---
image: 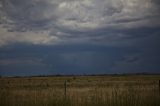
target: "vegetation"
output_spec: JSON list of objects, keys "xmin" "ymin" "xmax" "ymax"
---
[{"xmin": 0, "ymin": 75, "xmax": 160, "ymax": 106}]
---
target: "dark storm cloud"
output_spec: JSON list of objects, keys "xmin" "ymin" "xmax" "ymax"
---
[
  {"xmin": 0, "ymin": 44, "xmax": 135, "ymax": 75},
  {"xmin": 153, "ymin": 0, "xmax": 160, "ymax": 6},
  {"xmin": 1, "ymin": 0, "xmax": 58, "ymax": 31},
  {"xmin": 0, "ymin": 35, "xmax": 160, "ymax": 76},
  {"xmin": 0, "ymin": 0, "xmax": 160, "ymax": 75},
  {"xmin": 0, "ymin": 1, "xmax": 159, "ymax": 42}
]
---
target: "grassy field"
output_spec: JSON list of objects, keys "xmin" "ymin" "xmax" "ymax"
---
[{"xmin": 0, "ymin": 75, "xmax": 160, "ymax": 106}]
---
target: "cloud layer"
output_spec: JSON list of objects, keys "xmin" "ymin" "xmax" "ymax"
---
[
  {"xmin": 0, "ymin": 0, "xmax": 160, "ymax": 75},
  {"xmin": 0, "ymin": 0, "xmax": 160, "ymax": 46}
]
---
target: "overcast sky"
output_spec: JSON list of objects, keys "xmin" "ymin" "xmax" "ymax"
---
[{"xmin": 0, "ymin": 0, "xmax": 160, "ymax": 76}]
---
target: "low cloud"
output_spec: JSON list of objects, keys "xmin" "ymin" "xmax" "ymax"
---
[
  {"xmin": 0, "ymin": 26, "xmax": 58, "ymax": 46},
  {"xmin": 0, "ymin": 0, "xmax": 160, "ymax": 46}
]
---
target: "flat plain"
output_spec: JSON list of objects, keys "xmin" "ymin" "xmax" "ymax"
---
[{"xmin": 0, "ymin": 75, "xmax": 160, "ymax": 106}]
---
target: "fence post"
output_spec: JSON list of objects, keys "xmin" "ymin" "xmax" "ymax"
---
[
  {"xmin": 159, "ymin": 80, "xmax": 160, "ymax": 95},
  {"xmin": 64, "ymin": 80, "xmax": 67, "ymax": 99}
]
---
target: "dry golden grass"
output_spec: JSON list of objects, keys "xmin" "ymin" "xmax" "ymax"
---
[{"xmin": 0, "ymin": 75, "xmax": 160, "ymax": 106}]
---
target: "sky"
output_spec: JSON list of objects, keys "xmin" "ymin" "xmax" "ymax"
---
[{"xmin": 0, "ymin": 0, "xmax": 160, "ymax": 76}]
